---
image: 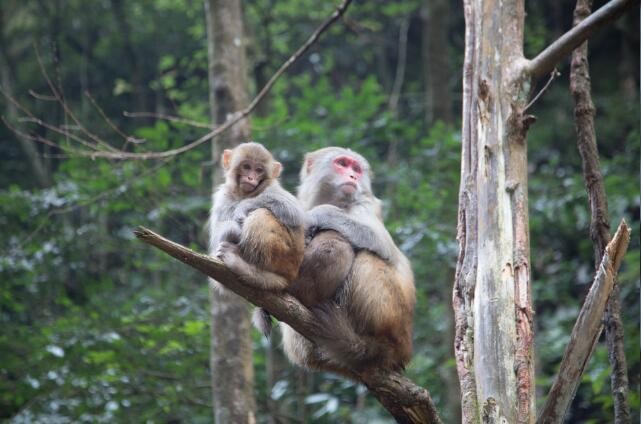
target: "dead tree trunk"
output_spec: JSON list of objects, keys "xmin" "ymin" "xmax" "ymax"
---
[
  {"xmin": 454, "ymin": 1, "xmax": 534, "ymax": 422},
  {"xmin": 453, "ymin": 0, "xmax": 636, "ymax": 422},
  {"xmin": 204, "ymin": 0, "xmax": 255, "ymax": 422}
]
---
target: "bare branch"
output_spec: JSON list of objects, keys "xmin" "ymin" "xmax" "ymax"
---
[
  {"xmin": 34, "ymin": 46, "xmax": 120, "ymax": 153},
  {"xmin": 527, "ymin": 0, "xmax": 638, "ymax": 80},
  {"xmin": 134, "ymin": 226, "xmax": 442, "ymax": 423},
  {"xmin": 85, "ymin": 91, "xmax": 145, "ymax": 146},
  {"xmin": 537, "ymin": 219, "xmax": 631, "ymax": 424}
]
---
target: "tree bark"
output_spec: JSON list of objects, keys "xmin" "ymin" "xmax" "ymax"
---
[
  {"xmin": 134, "ymin": 227, "xmax": 442, "ymax": 423},
  {"xmin": 204, "ymin": 0, "xmax": 255, "ymax": 422},
  {"xmin": 569, "ymin": 2, "xmax": 631, "ymax": 421}
]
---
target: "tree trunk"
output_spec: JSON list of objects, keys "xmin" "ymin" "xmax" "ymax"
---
[
  {"xmin": 204, "ymin": 0, "xmax": 255, "ymax": 423},
  {"xmin": 453, "ymin": 1, "xmax": 535, "ymax": 422},
  {"xmin": 421, "ymin": 0, "xmax": 452, "ymax": 125}
]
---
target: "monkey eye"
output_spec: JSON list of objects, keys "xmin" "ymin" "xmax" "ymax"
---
[
  {"xmin": 242, "ymin": 163, "xmax": 252, "ymax": 171},
  {"xmin": 352, "ymin": 164, "xmax": 362, "ymax": 174},
  {"xmin": 255, "ymin": 167, "xmax": 264, "ymax": 175},
  {"xmin": 336, "ymin": 158, "xmax": 348, "ymax": 167}
]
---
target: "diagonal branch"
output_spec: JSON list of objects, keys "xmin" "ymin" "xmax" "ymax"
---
[
  {"xmin": 134, "ymin": 226, "xmax": 442, "ymax": 424},
  {"xmin": 537, "ymin": 219, "xmax": 631, "ymax": 424},
  {"xmin": 527, "ymin": 0, "xmax": 639, "ymax": 80}
]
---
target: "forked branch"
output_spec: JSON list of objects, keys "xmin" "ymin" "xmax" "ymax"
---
[{"xmin": 134, "ymin": 226, "xmax": 442, "ymax": 424}]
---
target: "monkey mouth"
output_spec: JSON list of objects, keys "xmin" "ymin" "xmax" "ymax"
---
[
  {"xmin": 240, "ymin": 182, "xmax": 259, "ymax": 193},
  {"xmin": 340, "ymin": 182, "xmax": 357, "ymax": 194}
]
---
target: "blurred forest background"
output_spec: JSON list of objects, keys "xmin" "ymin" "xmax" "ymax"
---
[{"xmin": 0, "ymin": 0, "xmax": 639, "ymax": 422}]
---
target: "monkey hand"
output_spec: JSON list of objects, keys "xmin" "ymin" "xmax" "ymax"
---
[{"xmin": 214, "ymin": 241, "xmax": 241, "ymax": 266}]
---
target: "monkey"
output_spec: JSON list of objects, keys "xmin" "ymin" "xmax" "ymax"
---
[
  {"xmin": 278, "ymin": 147, "xmax": 416, "ymax": 373},
  {"xmin": 208, "ymin": 142, "xmax": 305, "ymax": 300}
]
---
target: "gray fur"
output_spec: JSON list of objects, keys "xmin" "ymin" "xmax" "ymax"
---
[{"xmin": 306, "ymin": 204, "xmax": 393, "ymax": 261}]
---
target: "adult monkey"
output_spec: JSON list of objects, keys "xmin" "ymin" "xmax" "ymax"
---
[{"xmin": 280, "ymin": 147, "xmax": 416, "ymax": 373}]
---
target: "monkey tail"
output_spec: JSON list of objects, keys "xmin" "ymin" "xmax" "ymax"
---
[
  {"xmin": 252, "ymin": 307, "xmax": 273, "ymax": 338},
  {"xmin": 313, "ymin": 304, "xmax": 384, "ymax": 371}
]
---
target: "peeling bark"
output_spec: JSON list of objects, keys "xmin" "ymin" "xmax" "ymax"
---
[{"xmin": 454, "ymin": 1, "xmax": 534, "ymax": 423}]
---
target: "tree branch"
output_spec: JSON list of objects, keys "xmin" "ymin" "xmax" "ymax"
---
[
  {"xmin": 537, "ymin": 219, "xmax": 631, "ymax": 424},
  {"xmin": 134, "ymin": 226, "xmax": 442, "ymax": 423},
  {"xmin": 3, "ymin": 0, "xmax": 353, "ymax": 161},
  {"xmin": 527, "ymin": 0, "xmax": 639, "ymax": 80}
]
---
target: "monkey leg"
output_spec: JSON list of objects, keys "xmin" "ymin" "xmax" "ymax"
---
[
  {"xmin": 341, "ymin": 252, "xmax": 416, "ymax": 370},
  {"xmin": 287, "ymin": 230, "xmax": 355, "ymax": 307},
  {"xmin": 280, "ymin": 323, "xmax": 358, "ymax": 380},
  {"xmin": 239, "ymin": 208, "xmax": 305, "ymax": 281}
]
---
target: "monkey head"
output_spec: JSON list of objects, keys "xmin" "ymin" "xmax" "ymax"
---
[
  {"xmin": 222, "ymin": 142, "xmax": 283, "ymax": 196},
  {"xmin": 298, "ymin": 147, "xmax": 373, "ymax": 209}
]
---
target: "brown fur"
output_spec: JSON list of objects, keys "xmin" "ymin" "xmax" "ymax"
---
[{"xmin": 239, "ymin": 208, "xmax": 305, "ymax": 282}]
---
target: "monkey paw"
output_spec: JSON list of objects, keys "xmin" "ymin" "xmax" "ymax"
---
[{"xmin": 214, "ymin": 241, "xmax": 240, "ymax": 264}]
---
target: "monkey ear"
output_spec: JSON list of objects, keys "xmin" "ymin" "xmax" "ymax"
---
[
  {"xmin": 301, "ymin": 154, "xmax": 314, "ymax": 179},
  {"xmin": 222, "ymin": 149, "xmax": 233, "ymax": 170},
  {"xmin": 272, "ymin": 161, "xmax": 282, "ymax": 178}
]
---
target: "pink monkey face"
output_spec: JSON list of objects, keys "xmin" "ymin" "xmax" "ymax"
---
[{"xmin": 332, "ymin": 155, "xmax": 363, "ymax": 194}]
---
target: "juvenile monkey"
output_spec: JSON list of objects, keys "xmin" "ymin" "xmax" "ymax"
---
[
  {"xmin": 208, "ymin": 142, "xmax": 305, "ymax": 295},
  {"xmin": 280, "ymin": 147, "xmax": 416, "ymax": 373}
]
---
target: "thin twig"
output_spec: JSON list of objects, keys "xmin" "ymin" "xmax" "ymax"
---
[
  {"xmin": 85, "ymin": 91, "xmax": 145, "ymax": 146},
  {"xmin": 523, "ymin": 68, "xmax": 560, "ymax": 111},
  {"xmin": 34, "ymin": 46, "xmax": 121, "ymax": 153}
]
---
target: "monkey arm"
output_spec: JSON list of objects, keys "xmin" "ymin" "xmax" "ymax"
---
[
  {"xmin": 306, "ymin": 204, "xmax": 393, "ymax": 261},
  {"xmin": 234, "ymin": 189, "xmax": 304, "ymax": 229}
]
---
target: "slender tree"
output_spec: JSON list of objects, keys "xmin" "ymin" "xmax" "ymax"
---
[{"xmin": 204, "ymin": 0, "xmax": 256, "ymax": 422}]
